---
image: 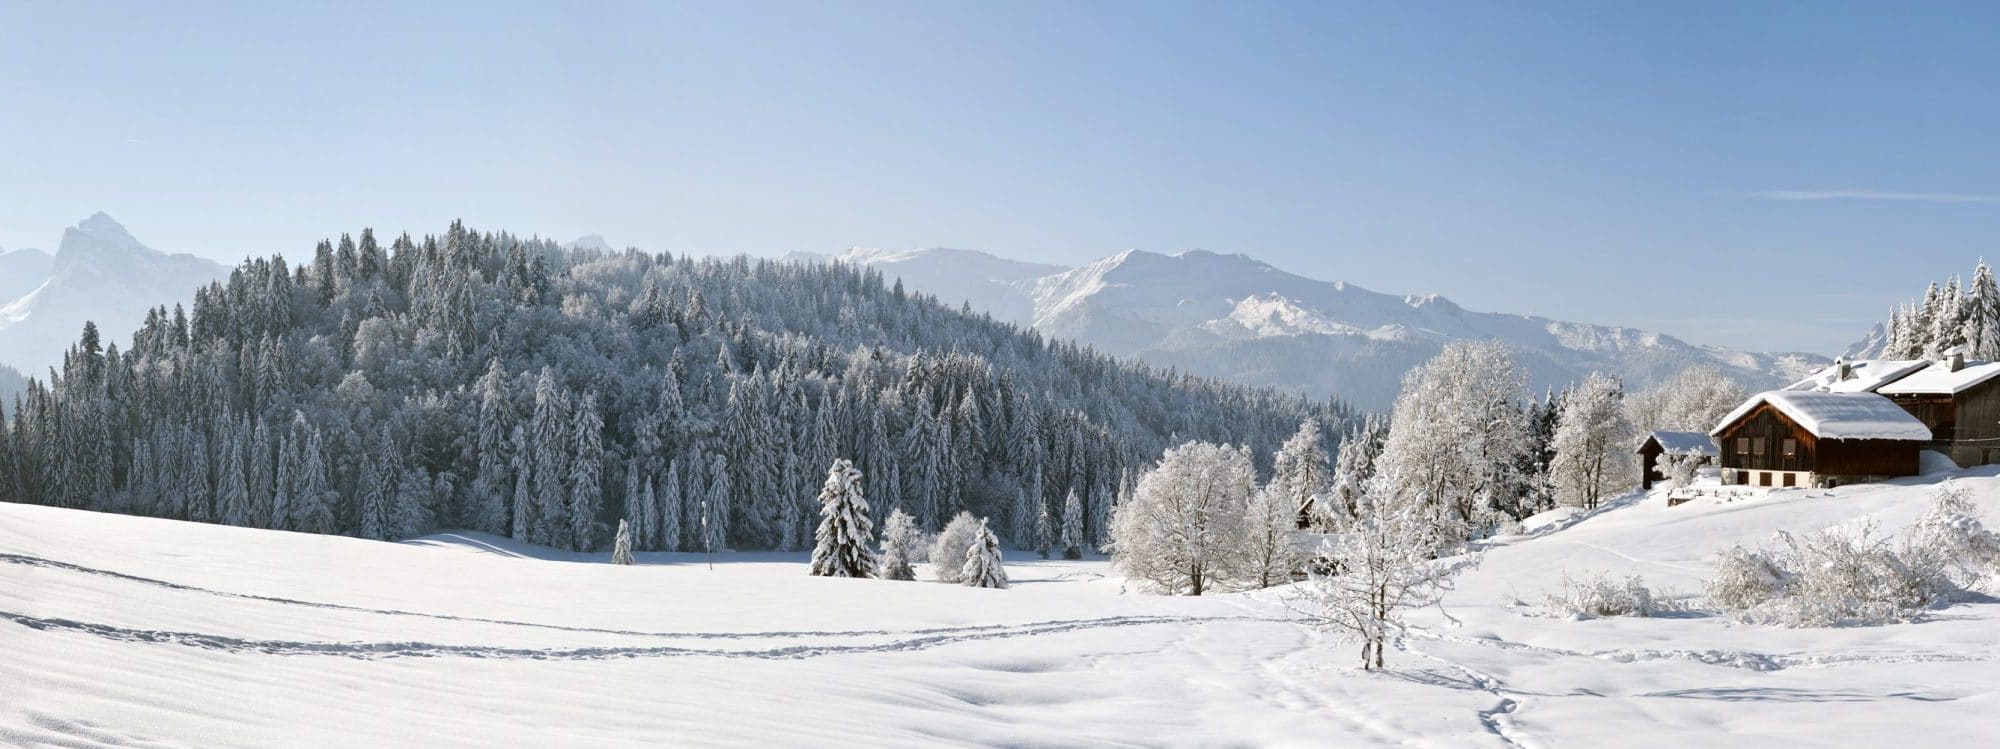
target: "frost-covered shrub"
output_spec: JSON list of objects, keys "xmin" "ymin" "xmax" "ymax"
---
[
  {"xmin": 1704, "ymin": 484, "xmax": 2000, "ymax": 627},
  {"xmin": 1544, "ymin": 570, "xmax": 1673, "ymax": 618},
  {"xmin": 1663, "ymin": 454, "xmax": 1702, "ymax": 490},
  {"xmin": 929, "ymin": 512, "xmax": 982, "ymax": 583}
]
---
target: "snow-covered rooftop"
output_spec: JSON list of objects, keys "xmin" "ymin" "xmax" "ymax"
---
[
  {"xmin": 1638, "ymin": 430, "xmax": 1716, "ymax": 455},
  {"xmin": 1784, "ymin": 359, "xmax": 1930, "ymax": 393},
  {"xmin": 1711, "ymin": 390, "xmax": 1933, "ymax": 441},
  {"xmin": 1875, "ymin": 359, "xmax": 2000, "ymax": 395}
]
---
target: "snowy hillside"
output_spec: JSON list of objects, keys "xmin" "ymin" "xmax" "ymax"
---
[
  {"xmin": 0, "ymin": 214, "xmax": 223, "ymax": 373},
  {"xmin": 0, "ymin": 247, "xmax": 53, "ymax": 304},
  {"xmin": 6, "ymin": 466, "xmax": 1998, "ymax": 746},
  {"xmin": 796, "ymin": 247, "xmax": 1822, "ymax": 409}
]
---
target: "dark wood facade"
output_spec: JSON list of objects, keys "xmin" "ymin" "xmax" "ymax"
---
[
  {"xmin": 1714, "ymin": 402, "xmax": 1919, "ymax": 486},
  {"xmin": 1884, "ymin": 378, "xmax": 2000, "ymax": 467}
]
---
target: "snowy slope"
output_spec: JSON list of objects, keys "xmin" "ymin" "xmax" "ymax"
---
[
  {"xmin": 0, "ymin": 247, "xmax": 53, "ymax": 304},
  {"xmin": 5, "ymin": 467, "xmax": 1999, "ymax": 746},
  {"xmin": 795, "ymin": 247, "xmax": 1823, "ymax": 409},
  {"xmin": 0, "ymin": 214, "xmax": 224, "ymax": 373}
]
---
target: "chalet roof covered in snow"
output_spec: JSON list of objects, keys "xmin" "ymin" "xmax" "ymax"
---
[
  {"xmin": 1784, "ymin": 359, "xmax": 1930, "ymax": 394},
  {"xmin": 1711, "ymin": 391, "xmax": 1934, "ymax": 441},
  {"xmin": 1638, "ymin": 430, "xmax": 1716, "ymax": 456},
  {"xmin": 1875, "ymin": 359, "xmax": 2000, "ymax": 395}
]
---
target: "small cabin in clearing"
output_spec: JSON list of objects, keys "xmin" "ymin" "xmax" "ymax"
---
[
  {"xmin": 1635, "ymin": 431, "xmax": 1716, "ymax": 490},
  {"xmin": 1709, "ymin": 390, "xmax": 1931, "ymax": 488}
]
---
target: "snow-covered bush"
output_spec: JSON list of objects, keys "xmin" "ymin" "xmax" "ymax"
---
[
  {"xmin": 1704, "ymin": 485, "xmax": 2000, "ymax": 626},
  {"xmin": 1543, "ymin": 570, "xmax": 1675, "ymax": 618},
  {"xmin": 961, "ymin": 519, "xmax": 1009, "ymax": 589},
  {"xmin": 930, "ymin": 512, "xmax": 982, "ymax": 583},
  {"xmin": 1662, "ymin": 454, "xmax": 1702, "ymax": 490},
  {"xmin": 876, "ymin": 509, "xmax": 919, "ymax": 581}
]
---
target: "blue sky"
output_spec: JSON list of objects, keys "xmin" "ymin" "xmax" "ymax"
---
[{"xmin": 4, "ymin": 1, "xmax": 1998, "ymax": 355}]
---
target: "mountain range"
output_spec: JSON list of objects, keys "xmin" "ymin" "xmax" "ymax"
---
[
  {"xmin": 0, "ymin": 213, "xmax": 225, "ymax": 375},
  {"xmin": 784, "ymin": 247, "xmax": 1826, "ymax": 410}
]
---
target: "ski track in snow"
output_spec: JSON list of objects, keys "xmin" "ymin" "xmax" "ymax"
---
[
  {"xmin": 0, "ymin": 608, "xmax": 1272, "ymax": 662},
  {"xmin": 0, "ymin": 551, "xmax": 1284, "ymax": 643},
  {"xmin": 1398, "ymin": 629, "xmax": 1533, "ymax": 749}
]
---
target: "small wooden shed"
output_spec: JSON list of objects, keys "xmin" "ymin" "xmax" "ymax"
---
[
  {"xmin": 1635, "ymin": 431, "xmax": 1716, "ymax": 490},
  {"xmin": 1709, "ymin": 391, "xmax": 1931, "ymax": 488},
  {"xmin": 1875, "ymin": 353, "xmax": 2000, "ymax": 467}
]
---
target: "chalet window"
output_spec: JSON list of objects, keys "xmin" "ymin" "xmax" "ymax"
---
[
  {"xmin": 1782, "ymin": 439, "xmax": 1797, "ymax": 459},
  {"xmin": 1751, "ymin": 438, "xmax": 1766, "ymax": 456},
  {"xmin": 1736, "ymin": 437, "xmax": 1750, "ymax": 454}
]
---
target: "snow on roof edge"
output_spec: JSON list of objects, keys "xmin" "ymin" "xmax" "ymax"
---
[{"xmin": 1710, "ymin": 390, "xmax": 1932, "ymax": 441}]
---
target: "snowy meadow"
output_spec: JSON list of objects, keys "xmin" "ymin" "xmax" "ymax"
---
[{"xmin": 6, "ymin": 463, "xmax": 1999, "ymax": 747}]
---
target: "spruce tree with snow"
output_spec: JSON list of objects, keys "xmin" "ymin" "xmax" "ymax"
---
[
  {"xmin": 1034, "ymin": 496, "xmax": 1054, "ymax": 559},
  {"xmin": 659, "ymin": 461, "xmax": 683, "ymax": 552},
  {"xmin": 1550, "ymin": 372, "xmax": 1635, "ymax": 510},
  {"xmin": 509, "ymin": 425, "xmax": 532, "ymax": 541},
  {"xmin": 1059, "ymin": 488, "xmax": 1084, "ymax": 559},
  {"xmin": 876, "ymin": 508, "xmax": 919, "ymax": 581},
  {"xmin": 1322, "ymin": 414, "xmax": 1386, "ymax": 529},
  {"xmin": 960, "ymin": 519, "xmax": 1008, "ymax": 589},
  {"xmin": 808, "ymin": 458, "xmax": 876, "ymax": 578},
  {"xmin": 1270, "ymin": 419, "xmax": 1331, "ymax": 529},
  {"xmin": 1967, "ymin": 260, "xmax": 2000, "ymax": 360},
  {"xmin": 216, "ymin": 428, "xmax": 250, "ymax": 527},
  {"xmin": 930, "ymin": 511, "xmax": 982, "ymax": 583},
  {"xmin": 568, "ymin": 392, "xmax": 604, "ymax": 551},
  {"xmin": 1109, "ymin": 441, "xmax": 1259, "ymax": 595},
  {"xmin": 611, "ymin": 519, "xmax": 635, "ymax": 565},
  {"xmin": 292, "ymin": 422, "xmax": 334, "ymax": 534}
]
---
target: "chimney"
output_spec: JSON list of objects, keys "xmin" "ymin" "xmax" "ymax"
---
[
  {"xmin": 1950, "ymin": 349, "xmax": 1966, "ymax": 372},
  {"xmin": 1835, "ymin": 357, "xmax": 1852, "ymax": 381}
]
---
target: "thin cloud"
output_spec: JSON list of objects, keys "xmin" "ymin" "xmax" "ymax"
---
[{"xmin": 1747, "ymin": 189, "xmax": 2000, "ymax": 204}]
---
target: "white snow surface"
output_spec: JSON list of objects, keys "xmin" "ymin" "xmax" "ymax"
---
[
  {"xmin": 1875, "ymin": 359, "xmax": 2000, "ymax": 395},
  {"xmin": 1643, "ymin": 430, "xmax": 1717, "ymax": 456},
  {"xmin": 1711, "ymin": 391, "xmax": 1935, "ymax": 441},
  {"xmin": 1785, "ymin": 359, "xmax": 1931, "ymax": 394},
  {"xmin": 6, "ymin": 469, "xmax": 2000, "ymax": 746}
]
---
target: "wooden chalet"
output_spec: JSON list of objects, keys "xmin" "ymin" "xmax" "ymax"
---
[
  {"xmin": 1635, "ymin": 430, "xmax": 1716, "ymax": 490},
  {"xmin": 1709, "ymin": 390, "xmax": 1931, "ymax": 488},
  {"xmin": 1874, "ymin": 352, "xmax": 2000, "ymax": 467}
]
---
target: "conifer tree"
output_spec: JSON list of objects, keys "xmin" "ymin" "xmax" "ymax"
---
[
  {"xmin": 659, "ymin": 461, "xmax": 683, "ymax": 552},
  {"xmin": 612, "ymin": 519, "xmax": 636, "ymax": 565},
  {"xmin": 1059, "ymin": 488, "xmax": 1084, "ymax": 559},
  {"xmin": 960, "ymin": 519, "xmax": 1008, "ymax": 589},
  {"xmin": 877, "ymin": 508, "xmax": 919, "ymax": 581},
  {"xmin": 569, "ymin": 393, "xmax": 604, "ymax": 551},
  {"xmin": 808, "ymin": 458, "xmax": 875, "ymax": 578}
]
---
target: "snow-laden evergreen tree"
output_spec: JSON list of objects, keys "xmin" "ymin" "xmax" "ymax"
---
[
  {"xmin": 1033, "ymin": 494, "xmax": 1054, "ymax": 559},
  {"xmin": 1371, "ymin": 341, "xmax": 1531, "ymax": 545},
  {"xmin": 1009, "ymin": 486, "xmax": 1036, "ymax": 549},
  {"xmin": 1322, "ymin": 414, "xmax": 1386, "ymax": 529},
  {"xmin": 960, "ymin": 518, "xmax": 1008, "ymax": 589},
  {"xmin": 624, "ymin": 465, "xmax": 651, "ymax": 550},
  {"xmin": 471, "ymin": 358, "xmax": 513, "ymax": 534},
  {"xmin": 272, "ymin": 432, "xmax": 294, "ymax": 530},
  {"xmin": 1059, "ymin": 488, "xmax": 1084, "ymax": 559},
  {"xmin": 611, "ymin": 519, "xmax": 635, "ymax": 565},
  {"xmin": 508, "ymin": 424, "xmax": 532, "ymax": 540},
  {"xmin": 216, "ymin": 426, "xmax": 250, "ymax": 527},
  {"xmin": 930, "ymin": 511, "xmax": 982, "ymax": 583},
  {"xmin": 1269, "ymin": 419, "xmax": 1331, "ymax": 528},
  {"xmin": 876, "ymin": 508, "xmax": 919, "ymax": 581},
  {"xmin": 1109, "ymin": 441, "xmax": 1259, "ymax": 595},
  {"xmin": 1087, "ymin": 479, "xmax": 1112, "ymax": 553},
  {"xmin": 1968, "ymin": 260, "xmax": 2000, "ymax": 360},
  {"xmin": 358, "ymin": 428, "xmax": 395, "ymax": 540},
  {"xmin": 705, "ymin": 452, "xmax": 730, "ymax": 552},
  {"xmin": 659, "ymin": 460, "xmax": 683, "ymax": 552},
  {"xmin": 1550, "ymin": 372, "xmax": 1635, "ymax": 510},
  {"xmin": 568, "ymin": 392, "xmax": 603, "ymax": 551},
  {"xmin": 1929, "ymin": 275, "xmax": 1967, "ymax": 359},
  {"xmin": 292, "ymin": 422, "xmax": 335, "ymax": 533},
  {"xmin": 808, "ymin": 458, "xmax": 875, "ymax": 578},
  {"xmin": 1292, "ymin": 487, "xmax": 1476, "ymax": 671}
]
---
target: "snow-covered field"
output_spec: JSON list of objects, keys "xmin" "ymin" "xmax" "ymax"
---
[{"xmin": 6, "ymin": 468, "xmax": 1999, "ymax": 747}]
